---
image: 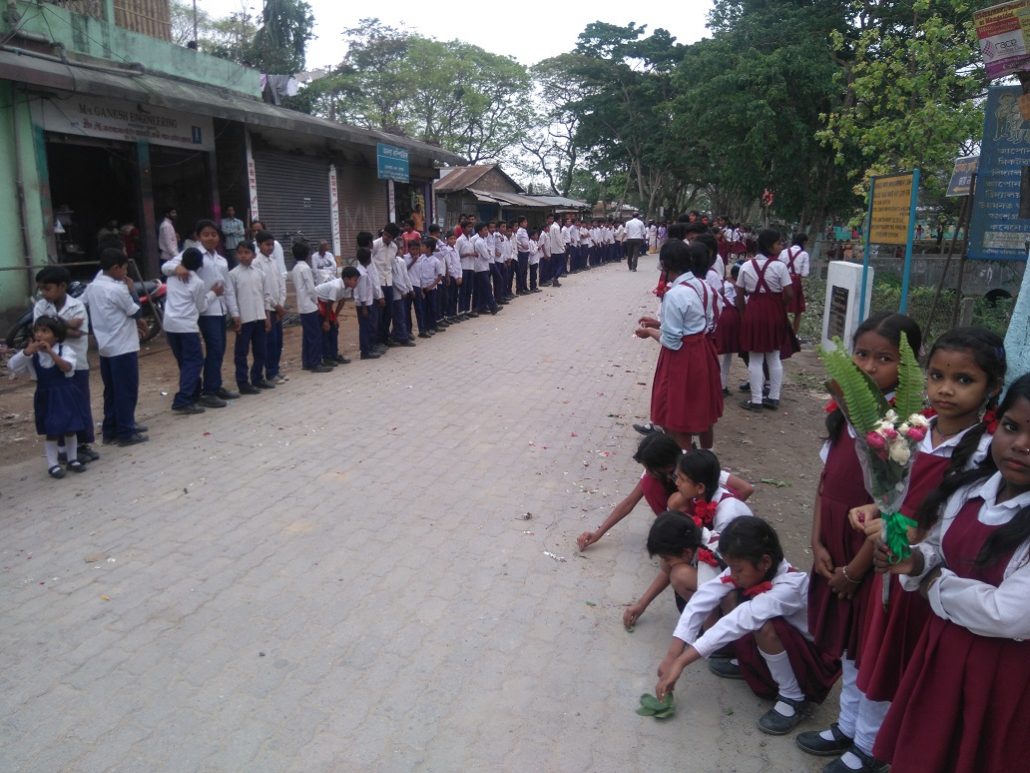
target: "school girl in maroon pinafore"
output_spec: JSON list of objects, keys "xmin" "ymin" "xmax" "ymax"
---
[{"xmin": 874, "ymin": 486, "xmax": 1030, "ymax": 772}]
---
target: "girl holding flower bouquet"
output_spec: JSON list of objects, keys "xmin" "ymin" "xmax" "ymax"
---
[
  {"xmin": 869, "ymin": 373, "xmax": 1030, "ymax": 773},
  {"xmin": 826, "ymin": 328, "xmax": 1006, "ymax": 773},
  {"xmin": 797, "ymin": 313, "xmax": 922, "ymax": 768}
]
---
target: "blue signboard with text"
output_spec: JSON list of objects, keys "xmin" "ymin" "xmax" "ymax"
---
[
  {"xmin": 377, "ymin": 143, "xmax": 410, "ymax": 184},
  {"xmin": 968, "ymin": 85, "xmax": 1030, "ymax": 261}
]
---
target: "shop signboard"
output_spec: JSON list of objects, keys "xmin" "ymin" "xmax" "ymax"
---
[
  {"xmin": 946, "ymin": 156, "xmax": 979, "ymax": 197},
  {"xmin": 38, "ymin": 95, "xmax": 214, "ymax": 151},
  {"xmin": 968, "ymin": 85, "xmax": 1030, "ymax": 261},
  {"xmin": 974, "ymin": 1, "xmax": 1030, "ymax": 80},
  {"xmin": 377, "ymin": 143, "xmax": 409, "ymax": 183},
  {"xmin": 869, "ymin": 173, "xmax": 915, "ymax": 246}
]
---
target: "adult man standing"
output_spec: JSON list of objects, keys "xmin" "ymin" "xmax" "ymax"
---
[
  {"xmin": 220, "ymin": 206, "xmax": 246, "ymax": 254},
  {"xmin": 624, "ymin": 212, "xmax": 646, "ymax": 272},
  {"xmin": 547, "ymin": 213, "xmax": 565, "ymax": 288},
  {"xmin": 158, "ymin": 208, "xmax": 179, "ymax": 264}
]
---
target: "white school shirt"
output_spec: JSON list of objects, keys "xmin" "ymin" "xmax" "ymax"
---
[
  {"xmin": 444, "ymin": 246, "xmax": 462, "ymax": 278},
  {"xmin": 7, "ymin": 343, "xmax": 77, "ymax": 381},
  {"xmin": 737, "ymin": 256, "xmax": 791, "ymax": 297},
  {"xmin": 271, "ymin": 240, "xmax": 288, "ymax": 283},
  {"xmin": 456, "ymin": 234, "xmax": 475, "ymax": 271},
  {"xmin": 162, "ymin": 249, "xmax": 233, "ymax": 317},
  {"xmin": 158, "ymin": 218, "xmax": 178, "ymax": 261},
  {"xmin": 291, "ymin": 261, "xmax": 319, "ymax": 315},
  {"xmin": 720, "ymin": 277, "xmax": 737, "ymax": 306},
  {"xmin": 405, "ymin": 254, "xmax": 422, "ymax": 287},
  {"xmin": 548, "ymin": 222, "xmax": 564, "ymax": 254},
  {"xmin": 615, "ymin": 224, "xmax": 626, "ymax": 242},
  {"xmin": 311, "ymin": 251, "xmax": 337, "ymax": 283},
  {"xmin": 624, "ymin": 217, "xmax": 645, "ymax": 240},
  {"xmin": 33, "ymin": 295, "xmax": 89, "ymax": 371},
  {"xmin": 353, "ymin": 264, "xmax": 375, "ymax": 306},
  {"xmin": 515, "ymin": 227, "xmax": 532, "ymax": 253},
  {"xmin": 902, "ymin": 472, "xmax": 1030, "ymax": 640},
  {"xmin": 391, "ymin": 254, "xmax": 413, "ymax": 295},
  {"xmin": 227, "ymin": 263, "xmax": 273, "ymax": 324},
  {"xmin": 163, "ymin": 271, "xmax": 218, "ymax": 333},
  {"xmin": 366, "ymin": 262, "xmax": 385, "ymax": 300},
  {"xmin": 778, "ymin": 247, "xmax": 810, "ymax": 278},
  {"xmin": 472, "ymin": 235, "xmax": 492, "ymax": 272},
  {"xmin": 371, "ymin": 237, "xmax": 398, "ymax": 287},
  {"xmin": 497, "ymin": 235, "xmax": 512, "ymax": 261},
  {"xmin": 705, "ymin": 268, "xmax": 725, "ymax": 315},
  {"xmin": 530, "ymin": 237, "xmax": 545, "ymax": 266},
  {"xmin": 255, "ymin": 253, "xmax": 283, "ymax": 311},
  {"xmin": 314, "ymin": 278, "xmax": 351, "ymax": 303},
  {"xmin": 659, "ymin": 274, "xmax": 713, "ymax": 349},
  {"xmin": 420, "ymin": 256, "xmax": 440, "ymax": 289},
  {"xmin": 433, "ymin": 251, "xmax": 447, "ymax": 279},
  {"xmin": 673, "ymin": 560, "xmax": 811, "ymax": 658},
  {"xmin": 83, "ymin": 273, "xmax": 140, "ymax": 357}
]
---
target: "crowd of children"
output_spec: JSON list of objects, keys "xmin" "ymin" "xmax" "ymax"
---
[
  {"xmin": 8, "ymin": 214, "xmax": 639, "ymax": 478},
  {"xmin": 588, "ymin": 242, "xmax": 1028, "ymax": 773}
]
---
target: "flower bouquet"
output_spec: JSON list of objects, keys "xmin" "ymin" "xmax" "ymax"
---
[{"xmin": 819, "ymin": 334, "xmax": 925, "ymax": 608}]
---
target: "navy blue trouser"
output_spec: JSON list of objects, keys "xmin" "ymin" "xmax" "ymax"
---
[
  {"xmin": 72, "ymin": 369, "xmax": 95, "ymax": 443},
  {"xmin": 167, "ymin": 331, "xmax": 203, "ymax": 408},
  {"xmin": 552, "ymin": 251, "xmax": 567, "ymax": 279},
  {"xmin": 490, "ymin": 263, "xmax": 505, "ymax": 300},
  {"xmin": 461, "ymin": 269, "xmax": 474, "ymax": 312},
  {"xmin": 300, "ymin": 311, "xmax": 323, "ymax": 369},
  {"xmin": 390, "ymin": 297, "xmax": 409, "ymax": 341},
  {"xmin": 516, "ymin": 252, "xmax": 529, "ymax": 293},
  {"xmin": 197, "ymin": 314, "xmax": 226, "ymax": 395},
  {"xmin": 235, "ymin": 320, "xmax": 267, "ymax": 387},
  {"xmin": 358, "ymin": 305, "xmax": 376, "ymax": 355},
  {"xmin": 322, "ymin": 321, "xmax": 339, "ymax": 360},
  {"xmin": 423, "ymin": 288, "xmax": 438, "ymax": 330},
  {"xmin": 265, "ymin": 315, "xmax": 283, "ymax": 379},
  {"xmin": 99, "ymin": 351, "xmax": 139, "ymax": 440},
  {"xmin": 474, "ymin": 270, "xmax": 497, "ymax": 312},
  {"xmin": 378, "ymin": 285, "xmax": 394, "ymax": 344}
]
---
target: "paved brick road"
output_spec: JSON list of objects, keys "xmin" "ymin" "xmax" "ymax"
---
[{"xmin": 1, "ymin": 257, "xmax": 826, "ymax": 771}]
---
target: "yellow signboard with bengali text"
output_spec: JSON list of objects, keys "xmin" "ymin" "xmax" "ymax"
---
[{"xmin": 869, "ymin": 173, "xmax": 914, "ymax": 246}]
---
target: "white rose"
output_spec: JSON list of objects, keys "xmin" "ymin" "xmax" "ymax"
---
[
  {"xmin": 888, "ymin": 438, "xmax": 911, "ymax": 465},
  {"xmin": 907, "ymin": 413, "xmax": 929, "ymax": 428},
  {"xmin": 884, "ymin": 409, "xmax": 899, "ymax": 424}
]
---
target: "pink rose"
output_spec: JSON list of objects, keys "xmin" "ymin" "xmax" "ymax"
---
[
  {"xmin": 881, "ymin": 427, "xmax": 898, "ymax": 440},
  {"xmin": 906, "ymin": 426, "xmax": 927, "ymax": 442},
  {"xmin": 866, "ymin": 431, "xmax": 886, "ymax": 450}
]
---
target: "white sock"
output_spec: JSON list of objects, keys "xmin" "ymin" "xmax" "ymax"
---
[
  {"xmin": 838, "ymin": 751, "xmax": 864, "ymax": 770},
  {"xmin": 64, "ymin": 435, "xmax": 78, "ymax": 462},
  {"xmin": 854, "ymin": 692, "xmax": 890, "ymax": 755},
  {"xmin": 765, "ymin": 352, "xmax": 784, "ymax": 400},
  {"xmin": 837, "ymin": 657, "xmax": 860, "ymax": 739},
  {"xmin": 747, "ymin": 354, "xmax": 765, "ymax": 403},
  {"xmin": 759, "ymin": 647, "xmax": 804, "ymax": 706},
  {"xmin": 44, "ymin": 440, "xmax": 60, "ymax": 468}
]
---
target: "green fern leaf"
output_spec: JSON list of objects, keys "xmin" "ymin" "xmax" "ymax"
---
[
  {"xmin": 893, "ymin": 335, "xmax": 924, "ymax": 420},
  {"xmin": 819, "ymin": 339, "xmax": 889, "ymax": 434}
]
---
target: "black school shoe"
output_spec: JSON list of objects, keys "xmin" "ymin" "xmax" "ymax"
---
[
  {"xmin": 822, "ymin": 747, "xmax": 889, "ymax": 773},
  {"xmin": 796, "ymin": 723, "xmax": 853, "ymax": 756},
  {"xmin": 708, "ymin": 658, "xmax": 743, "ymax": 680},
  {"xmin": 117, "ymin": 433, "xmax": 149, "ymax": 446},
  {"xmin": 757, "ymin": 694, "xmax": 808, "ymax": 735},
  {"xmin": 238, "ymin": 383, "xmax": 260, "ymax": 395},
  {"xmin": 77, "ymin": 445, "xmax": 100, "ymax": 462}
]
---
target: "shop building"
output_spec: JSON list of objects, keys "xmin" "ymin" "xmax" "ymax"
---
[{"xmin": 0, "ymin": 0, "xmax": 462, "ymax": 325}]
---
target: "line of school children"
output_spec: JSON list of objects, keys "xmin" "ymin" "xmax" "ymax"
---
[
  {"xmin": 591, "ymin": 284, "xmax": 1030, "ymax": 772},
  {"xmin": 11, "ymin": 215, "xmax": 633, "ymax": 479}
]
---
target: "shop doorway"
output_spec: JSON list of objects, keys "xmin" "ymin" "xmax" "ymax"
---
[
  {"xmin": 393, "ymin": 181, "xmax": 429, "ymax": 228},
  {"xmin": 150, "ymin": 145, "xmax": 212, "ymax": 248},
  {"xmin": 46, "ymin": 137, "xmax": 138, "ymax": 277}
]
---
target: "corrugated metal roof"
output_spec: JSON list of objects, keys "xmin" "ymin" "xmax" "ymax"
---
[
  {"xmin": 524, "ymin": 195, "xmax": 591, "ymax": 209},
  {"xmin": 0, "ymin": 49, "xmax": 466, "ymax": 165},
  {"xmin": 434, "ymin": 166, "xmax": 495, "ymax": 193}
]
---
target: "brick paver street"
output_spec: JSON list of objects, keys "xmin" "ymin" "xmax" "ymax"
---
[{"xmin": 1, "ymin": 258, "xmax": 826, "ymax": 771}]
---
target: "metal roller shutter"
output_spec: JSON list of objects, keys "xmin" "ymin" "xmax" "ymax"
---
[{"xmin": 253, "ymin": 150, "xmax": 331, "ymax": 251}]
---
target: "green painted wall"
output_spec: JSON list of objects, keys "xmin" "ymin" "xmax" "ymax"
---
[
  {"xmin": 0, "ymin": 83, "xmax": 49, "ymax": 319},
  {"xmin": 2, "ymin": 1, "xmax": 260, "ymax": 97}
]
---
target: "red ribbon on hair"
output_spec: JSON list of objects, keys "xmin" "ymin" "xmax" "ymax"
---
[
  {"xmin": 691, "ymin": 499, "xmax": 718, "ymax": 529},
  {"xmin": 697, "ymin": 548, "xmax": 720, "ymax": 567},
  {"xmin": 825, "ymin": 400, "xmax": 839, "ymax": 414},
  {"xmin": 983, "ymin": 408, "xmax": 998, "ymax": 434}
]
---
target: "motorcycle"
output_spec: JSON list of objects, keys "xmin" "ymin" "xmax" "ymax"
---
[{"xmin": 4, "ymin": 278, "xmax": 166, "ymax": 349}]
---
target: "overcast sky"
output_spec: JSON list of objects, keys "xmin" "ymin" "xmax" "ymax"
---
[{"xmin": 200, "ymin": 1, "xmax": 716, "ymax": 69}]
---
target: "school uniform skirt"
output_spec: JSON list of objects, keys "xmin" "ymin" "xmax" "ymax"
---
[
  {"xmin": 34, "ymin": 371, "xmax": 87, "ymax": 437},
  {"xmin": 786, "ymin": 275, "xmax": 806, "ymax": 313},
  {"xmin": 714, "ymin": 304, "xmax": 740, "ymax": 354},
  {"xmin": 650, "ymin": 333, "xmax": 724, "ymax": 434},
  {"xmin": 734, "ymin": 617, "xmax": 841, "ymax": 703},
  {"xmin": 807, "ymin": 431, "xmax": 874, "ymax": 660},
  {"xmin": 739, "ymin": 293, "xmax": 787, "ymax": 353}
]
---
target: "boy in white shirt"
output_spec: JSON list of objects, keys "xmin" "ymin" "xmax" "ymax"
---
[
  {"xmin": 164, "ymin": 248, "xmax": 224, "ymax": 414},
  {"xmin": 83, "ymin": 248, "xmax": 147, "ymax": 445},
  {"xmin": 442, "ymin": 232, "xmax": 462, "ymax": 323},
  {"xmin": 514, "ymin": 217, "xmax": 531, "ymax": 295},
  {"xmin": 33, "ymin": 266, "xmax": 97, "ymax": 461},
  {"xmin": 255, "ymin": 231, "xmax": 287, "ymax": 384},
  {"xmin": 291, "ymin": 241, "xmax": 331, "ymax": 373},
  {"xmin": 226, "ymin": 241, "xmax": 277, "ymax": 394},
  {"xmin": 389, "ymin": 245, "xmax": 415, "ymax": 345},
  {"xmin": 354, "ymin": 248, "xmax": 380, "ymax": 360}
]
